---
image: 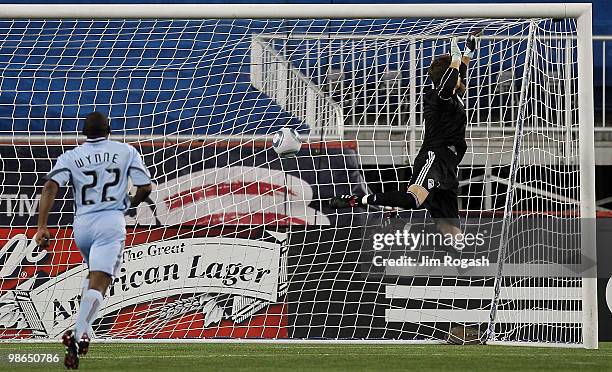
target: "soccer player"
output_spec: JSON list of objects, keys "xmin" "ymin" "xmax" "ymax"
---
[
  {"xmin": 329, "ymin": 34, "xmax": 478, "ymax": 251},
  {"xmin": 34, "ymin": 112, "xmax": 152, "ymax": 369}
]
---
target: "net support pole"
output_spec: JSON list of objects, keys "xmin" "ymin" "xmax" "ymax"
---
[
  {"xmin": 485, "ymin": 21, "xmax": 536, "ymax": 343},
  {"xmin": 576, "ymin": 5, "xmax": 598, "ymax": 350}
]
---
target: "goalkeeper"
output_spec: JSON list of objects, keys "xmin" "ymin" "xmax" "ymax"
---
[{"xmin": 329, "ymin": 34, "xmax": 478, "ymax": 250}]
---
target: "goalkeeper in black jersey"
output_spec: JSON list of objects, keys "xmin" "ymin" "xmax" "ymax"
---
[{"xmin": 329, "ymin": 34, "xmax": 478, "ymax": 250}]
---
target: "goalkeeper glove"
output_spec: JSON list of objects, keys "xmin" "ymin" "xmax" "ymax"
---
[
  {"xmin": 450, "ymin": 37, "xmax": 461, "ymax": 64},
  {"xmin": 463, "ymin": 32, "xmax": 479, "ymax": 59}
]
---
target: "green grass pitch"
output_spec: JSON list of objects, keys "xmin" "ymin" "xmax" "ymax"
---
[{"xmin": 1, "ymin": 342, "xmax": 611, "ymax": 371}]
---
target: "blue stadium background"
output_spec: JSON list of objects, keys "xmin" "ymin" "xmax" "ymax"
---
[{"xmin": 0, "ymin": 0, "xmax": 609, "ymax": 135}]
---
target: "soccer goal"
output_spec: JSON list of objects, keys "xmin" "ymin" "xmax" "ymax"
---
[{"xmin": 0, "ymin": 4, "xmax": 597, "ymax": 349}]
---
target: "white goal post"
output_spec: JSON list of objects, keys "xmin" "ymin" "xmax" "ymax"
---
[{"xmin": 0, "ymin": 3, "xmax": 597, "ymax": 348}]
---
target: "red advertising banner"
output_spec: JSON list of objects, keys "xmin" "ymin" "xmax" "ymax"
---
[{"xmin": 0, "ymin": 227, "xmax": 288, "ymax": 339}]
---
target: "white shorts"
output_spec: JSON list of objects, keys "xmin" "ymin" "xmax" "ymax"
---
[{"xmin": 73, "ymin": 210, "xmax": 126, "ymax": 277}]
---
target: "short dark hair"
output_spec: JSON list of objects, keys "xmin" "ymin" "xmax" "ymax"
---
[
  {"xmin": 428, "ymin": 54, "xmax": 452, "ymax": 87},
  {"xmin": 82, "ymin": 111, "xmax": 110, "ymax": 139}
]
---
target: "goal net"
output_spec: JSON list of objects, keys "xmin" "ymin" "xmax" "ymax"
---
[{"xmin": 0, "ymin": 4, "xmax": 597, "ymax": 348}]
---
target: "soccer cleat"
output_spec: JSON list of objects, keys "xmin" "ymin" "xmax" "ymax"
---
[
  {"xmin": 78, "ymin": 333, "xmax": 90, "ymax": 356},
  {"xmin": 328, "ymin": 195, "xmax": 359, "ymax": 208},
  {"xmin": 62, "ymin": 330, "xmax": 80, "ymax": 369}
]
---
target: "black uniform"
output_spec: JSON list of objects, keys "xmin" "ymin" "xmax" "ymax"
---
[
  {"xmin": 329, "ymin": 63, "xmax": 469, "ymax": 226},
  {"xmin": 409, "ymin": 63, "xmax": 468, "ymax": 227}
]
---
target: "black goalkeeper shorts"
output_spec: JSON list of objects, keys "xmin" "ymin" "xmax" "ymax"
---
[{"xmin": 409, "ymin": 147, "xmax": 460, "ymax": 227}]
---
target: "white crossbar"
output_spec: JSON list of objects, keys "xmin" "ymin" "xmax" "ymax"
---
[{"xmin": 0, "ymin": 4, "xmax": 591, "ymax": 20}]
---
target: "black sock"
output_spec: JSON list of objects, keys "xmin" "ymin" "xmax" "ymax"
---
[{"xmin": 365, "ymin": 190, "xmax": 420, "ymax": 210}]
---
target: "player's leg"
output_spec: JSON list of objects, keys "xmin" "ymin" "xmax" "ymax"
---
[
  {"xmin": 79, "ymin": 275, "xmax": 96, "ymax": 339},
  {"xmin": 64, "ymin": 211, "xmax": 125, "ymax": 368},
  {"xmin": 329, "ymin": 151, "xmax": 435, "ymax": 210},
  {"xmin": 66, "ymin": 273, "xmax": 100, "ymax": 359},
  {"xmin": 62, "ymin": 217, "xmax": 95, "ymax": 369},
  {"xmin": 73, "ymin": 212, "xmax": 124, "ymax": 342},
  {"xmin": 437, "ymin": 219, "xmax": 463, "ymax": 252},
  {"xmin": 426, "ymin": 188, "xmax": 464, "ymax": 254},
  {"xmin": 437, "ymin": 220, "xmax": 462, "ymax": 239},
  {"xmin": 329, "ymin": 185, "xmax": 428, "ymax": 209},
  {"xmin": 73, "ymin": 270, "xmax": 112, "ymax": 356}
]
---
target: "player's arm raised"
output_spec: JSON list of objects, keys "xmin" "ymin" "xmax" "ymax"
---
[
  {"xmin": 35, "ymin": 180, "xmax": 59, "ymax": 248},
  {"xmin": 438, "ymin": 37, "xmax": 462, "ymax": 100}
]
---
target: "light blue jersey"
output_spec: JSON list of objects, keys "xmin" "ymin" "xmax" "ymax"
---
[{"xmin": 47, "ymin": 138, "xmax": 151, "ymax": 216}]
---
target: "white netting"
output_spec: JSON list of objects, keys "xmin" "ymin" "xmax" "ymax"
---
[{"xmin": 0, "ymin": 16, "xmax": 588, "ymax": 345}]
